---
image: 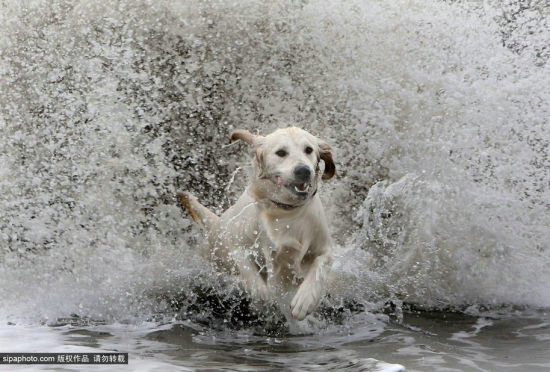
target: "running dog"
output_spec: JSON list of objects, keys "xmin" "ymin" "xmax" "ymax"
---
[{"xmin": 178, "ymin": 127, "xmax": 335, "ymax": 320}]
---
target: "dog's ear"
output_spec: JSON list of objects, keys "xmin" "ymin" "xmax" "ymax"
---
[
  {"xmin": 318, "ymin": 140, "xmax": 336, "ymax": 181},
  {"xmin": 231, "ymin": 129, "xmax": 266, "ymax": 176},
  {"xmin": 230, "ymin": 129, "xmax": 261, "ymax": 147}
]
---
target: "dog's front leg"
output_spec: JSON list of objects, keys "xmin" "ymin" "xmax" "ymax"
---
[
  {"xmin": 290, "ymin": 251, "xmax": 332, "ymax": 321},
  {"xmin": 271, "ymin": 239, "xmax": 303, "ymax": 287},
  {"xmin": 238, "ymin": 257, "xmax": 270, "ymax": 301}
]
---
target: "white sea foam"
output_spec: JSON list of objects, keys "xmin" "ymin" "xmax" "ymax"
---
[{"xmin": 0, "ymin": 0, "xmax": 549, "ymax": 325}]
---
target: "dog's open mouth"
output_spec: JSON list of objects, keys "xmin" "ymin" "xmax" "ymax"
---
[
  {"xmin": 275, "ymin": 176, "xmax": 311, "ymax": 197},
  {"xmin": 292, "ymin": 182, "xmax": 310, "ymax": 194}
]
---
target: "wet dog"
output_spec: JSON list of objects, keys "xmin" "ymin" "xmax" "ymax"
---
[{"xmin": 178, "ymin": 127, "xmax": 335, "ymax": 320}]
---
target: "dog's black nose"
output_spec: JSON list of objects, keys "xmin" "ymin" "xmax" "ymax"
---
[{"xmin": 294, "ymin": 166, "xmax": 312, "ymax": 181}]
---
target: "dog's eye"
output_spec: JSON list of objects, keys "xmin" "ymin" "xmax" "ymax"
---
[
  {"xmin": 275, "ymin": 149, "xmax": 287, "ymax": 157},
  {"xmin": 305, "ymin": 146, "xmax": 313, "ymax": 154}
]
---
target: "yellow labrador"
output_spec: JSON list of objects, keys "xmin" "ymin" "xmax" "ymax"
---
[{"xmin": 178, "ymin": 127, "xmax": 335, "ymax": 320}]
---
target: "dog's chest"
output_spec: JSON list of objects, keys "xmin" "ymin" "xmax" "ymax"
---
[
  {"xmin": 260, "ymin": 211, "xmax": 308, "ymax": 242},
  {"xmin": 258, "ymin": 212, "xmax": 313, "ymax": 265}
]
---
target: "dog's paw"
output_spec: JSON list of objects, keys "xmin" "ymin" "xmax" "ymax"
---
[
  {"xmin": 177, "ymin": 192, "xmax": 199, "ymax": 222},
  {"xmin": 290, "ymin": 280, "xmax": 322, "ymax": 321},
  {"xmin": 249, "ymin": 281, "xmax": 271, "ymax": 302},
  {"xmin": 177, "ymin": 191, "xmax": 195, "ymax": 204}
]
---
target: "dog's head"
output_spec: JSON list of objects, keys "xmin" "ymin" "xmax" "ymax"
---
[{"xmin": 231, "ymin": 127, "xmax": 335, "ymax": 209}]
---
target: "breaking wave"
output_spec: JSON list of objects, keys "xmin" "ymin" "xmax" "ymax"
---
[{"xmin": 1, "ymin": 0, "xmax": 549, "ymax": 326}]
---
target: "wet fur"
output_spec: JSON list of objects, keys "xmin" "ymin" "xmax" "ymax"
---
[{"xmin": 178, "ymin": 127, "xmax": 335, "ymax": 320}]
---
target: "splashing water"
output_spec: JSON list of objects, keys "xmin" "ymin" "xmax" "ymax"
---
[{"xmin": 1, "ymin": 0, "xmax": 549, "ymax": 331}]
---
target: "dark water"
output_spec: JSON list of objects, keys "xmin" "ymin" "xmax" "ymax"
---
[{"xmin": 3, "ymin": 309, "xmax": 550, "ymax": 371}]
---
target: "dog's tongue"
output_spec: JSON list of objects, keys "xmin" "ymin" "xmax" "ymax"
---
[{"xmin": 276, "ymin": 176, "xmax": 285, "ymax": 185}]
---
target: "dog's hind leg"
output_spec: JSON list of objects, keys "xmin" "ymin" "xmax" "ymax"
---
[{"xmin": 177, "ymin": 192, "xmax": 219, "ymax": 232}]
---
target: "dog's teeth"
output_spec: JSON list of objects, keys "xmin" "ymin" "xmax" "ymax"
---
[{"xmin": 294, "ymin": 183, "xmax": 309, "ymax": 192}]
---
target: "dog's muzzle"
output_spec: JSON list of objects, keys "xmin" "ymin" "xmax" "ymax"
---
[{"xmin": 291, "ymin": 166, "xmax": 312, "ymax": 197}]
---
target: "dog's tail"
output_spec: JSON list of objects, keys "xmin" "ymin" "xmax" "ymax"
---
[{"xmin": 177, "ymin": 192, "xmax": 219, "ymax": 231}]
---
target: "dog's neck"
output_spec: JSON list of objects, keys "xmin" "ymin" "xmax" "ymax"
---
[{"xmin": 269, "ymin": 199, "xmax": 301, "ymax": 210}]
